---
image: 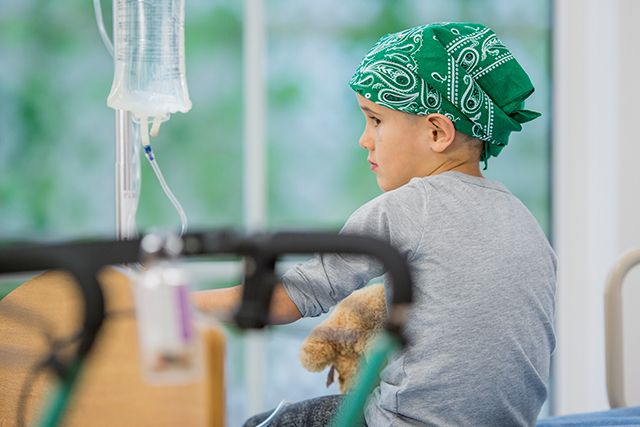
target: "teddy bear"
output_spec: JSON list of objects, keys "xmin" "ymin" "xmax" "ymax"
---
[{"xmin": 298, "ymin": 283, "xmax": 387, "ymax": 394}]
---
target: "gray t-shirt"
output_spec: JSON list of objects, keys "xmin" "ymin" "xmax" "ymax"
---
[{"xmin": 282, "ymin": 171, "xmax": 557, "ymax": 427}]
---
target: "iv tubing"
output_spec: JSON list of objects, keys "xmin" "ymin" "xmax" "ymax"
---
[
  {"xmin": 140, "ymin": 116, "xmax": 151, "ymax": 147},
  {"xmin": 126, "ymin": 123, "xmax": 142, "ymax": 238},
  {"xmin": 150, "ymin": 115, "xmax": 163, "ymax": 137},
  {"xmin": 95, "ymin": 0, "xmax": 187, "ymax": 238},
  {"xmin": 140, "ymin": 116, "xmax": 188, "ymax": 236},
  {"xmin": 115, "ymin": 110, "xmax": 141, "ymax": 240},
  {"xmin": 93, "ymin": 0, "xmax": 114, "ymax": 57},
  {"xmin": 254, "ymin": 400, "xmax": 293, "ymax": 427}
]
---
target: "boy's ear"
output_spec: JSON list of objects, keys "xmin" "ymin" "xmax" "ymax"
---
[{"xmin": 425, "ymin": 114, "xmax": 456, "ymax": 153}]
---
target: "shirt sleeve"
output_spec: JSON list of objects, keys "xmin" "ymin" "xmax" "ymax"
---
[{"xmin": 282, "ymin": 180, "xmax": 428, "ymax": 317}]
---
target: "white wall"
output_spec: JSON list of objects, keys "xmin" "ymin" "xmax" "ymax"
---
[{"xmin": 553, "ymin": 0, "xmax": 640, "ymax": 415}]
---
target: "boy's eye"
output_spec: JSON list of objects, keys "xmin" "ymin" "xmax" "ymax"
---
[{"xmin": 369, "ymin": 116, "xmax": 381, "ymax": 126}]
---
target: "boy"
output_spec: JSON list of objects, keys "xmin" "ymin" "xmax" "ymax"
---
[{"xmin": 195, "ymin": 23, "xmax": 556, "ymax": 427}]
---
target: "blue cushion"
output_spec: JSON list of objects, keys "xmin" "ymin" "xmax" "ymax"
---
[{"xmin": 537, "ymin": 406, "xmax": 640, "ymax": 426}]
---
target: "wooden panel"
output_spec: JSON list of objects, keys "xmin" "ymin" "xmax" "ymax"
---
[{"xmin": 0, "ymin": 268, "xmax": 225, "ymax": 427}]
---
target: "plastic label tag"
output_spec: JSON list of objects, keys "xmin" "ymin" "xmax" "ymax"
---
[{"xmin": 134, "ymin": 264, "xmax": 201, "ymax": 385}]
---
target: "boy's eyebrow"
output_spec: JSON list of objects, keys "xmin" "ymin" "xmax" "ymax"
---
[{"xmin": 360, "ymin": 106, "xmax": 381, "ymax": 116}]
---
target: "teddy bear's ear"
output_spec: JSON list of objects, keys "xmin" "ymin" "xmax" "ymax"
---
[
  {"xmin": 326, "ymin": 364, "xmax": 339, "ymax": 388},
  {"xmin": 298, "ymin": 335, "xmax": 337, "ymax": 373}
]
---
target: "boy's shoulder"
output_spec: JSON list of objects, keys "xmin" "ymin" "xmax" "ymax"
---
[
  {"xmin": 359, "ymin": 177, "xmax": 429, "ymax": 211},
  {"xmin": 422, "ymin": 171, "xmax": 511, "ymax": 193},
  {"xmin": 354, "ymin": 172, "xmax": 514, "ymax": 221},
  {"xmin": 396, "ymin": 172, "xmax": 511, "ymax": 199}
]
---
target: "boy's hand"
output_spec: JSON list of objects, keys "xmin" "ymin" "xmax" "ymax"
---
[{"xmin": 191, "ymin": 282, "xmax": 302, "ymax": 325}]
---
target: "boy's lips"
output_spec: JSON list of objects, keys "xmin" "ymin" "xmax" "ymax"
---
[{"xmin": 368, "ymin": 159, "xmax": 378, "ymax": 171}]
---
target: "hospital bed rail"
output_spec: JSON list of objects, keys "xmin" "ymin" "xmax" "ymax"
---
[
  {"xmin": 0, "ymin": 230, "xmax": 414, "ymax": 427},
  {"xmin": 604, "ymin": 246, "xmax": 640, "ymax": 408}
]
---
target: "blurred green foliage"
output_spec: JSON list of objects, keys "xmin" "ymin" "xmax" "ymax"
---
[{"xmin": 0, "ymin": 0, "xmax": 551, "ymax": 240}]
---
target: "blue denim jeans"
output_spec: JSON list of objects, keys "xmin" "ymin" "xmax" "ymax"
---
[{"xmin": 242, "ymin": 395, "xmax": 368, "ymax": 427}]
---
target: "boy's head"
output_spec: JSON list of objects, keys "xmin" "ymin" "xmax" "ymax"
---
[
  {"xmin": 356, "ymin": 93, "xmax": 484, "ymax": 191},
  {"xmin": 350, "ymin": 23, "xmax": 540, "ymax": 189}
]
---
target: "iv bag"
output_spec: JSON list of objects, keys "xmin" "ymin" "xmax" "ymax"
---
[{"xmin": 107, "ymin": 0, "xmax": 192, "ymax": 124}]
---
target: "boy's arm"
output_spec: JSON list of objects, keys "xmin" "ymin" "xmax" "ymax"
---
[{"xmin": 191, "ymin": 282, "xmax": 303, "ymax": 325}]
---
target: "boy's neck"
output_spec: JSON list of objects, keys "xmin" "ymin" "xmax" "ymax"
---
[{"xmin": 427, "ymin": 160, "xmax": 485, "ymax": 179}]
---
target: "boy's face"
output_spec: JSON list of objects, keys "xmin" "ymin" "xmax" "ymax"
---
[{"xmin": 356, "ymin": 94, "xmax": 434, "ymax": 192}]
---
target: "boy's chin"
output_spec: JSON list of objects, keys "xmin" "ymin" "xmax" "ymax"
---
[
  {"xmin": 378, "ymin": 178, "xmax": 400, "ymax": 192},
  {"xmin": 377, "ymin": 178, "xmax": 389, "ymax": 192}
]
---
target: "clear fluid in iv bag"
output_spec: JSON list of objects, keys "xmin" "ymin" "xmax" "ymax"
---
[{"xmin": 107, "ymin": 0, "xmax": 192, "ymax": 124}]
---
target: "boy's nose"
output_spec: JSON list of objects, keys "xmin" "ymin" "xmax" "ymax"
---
[{"xmin": 359, "ymin": 130, "xmax": 373, "ymax": 150}]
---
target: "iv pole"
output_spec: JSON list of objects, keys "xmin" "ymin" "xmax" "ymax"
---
[
  {"xmin": 94, "ymin": 0, "xmax": 135, "ymax": 241},
  {"xmin": 111, "ymin": 0, "xmax": 137, "ymax": 242},
  {"xmin": 115, "ymin": 109, "xmax": 135, "ymax": 241}
]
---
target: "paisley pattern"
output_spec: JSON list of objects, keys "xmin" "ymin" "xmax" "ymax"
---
[
  {"xmin": 350, "ymin": 26, "xmax": 431, "ymax": 116},
  {"xmin": 349, "ymin": 23, "xmax": 540, "ymax": 162}
]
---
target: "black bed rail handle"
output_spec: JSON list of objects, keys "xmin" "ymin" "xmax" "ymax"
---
[
  {"xmin": 0, "ymin": 229, "xmax": 414, "ymax": 367},
  {"xmin": 185, "ymin": 231, "xmax": 414, "ymax": 336}
]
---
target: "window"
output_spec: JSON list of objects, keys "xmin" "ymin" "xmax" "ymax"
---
[{"xmin": 0, "ymin": 0, "xmax": 552, "ymax": 423}]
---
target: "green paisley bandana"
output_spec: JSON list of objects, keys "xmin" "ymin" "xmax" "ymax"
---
[{"xmin": 349, "ymin": 23, "xmax": 541, "ymax": 163}]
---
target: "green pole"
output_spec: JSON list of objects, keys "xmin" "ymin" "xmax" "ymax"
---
[
  {"xmin": 37, "ymin": 358, "xmax": 84, "ymax": 427},
  {"xmin": 331, "ymin": 332, "xmax": 401, "ymax": 427}
]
